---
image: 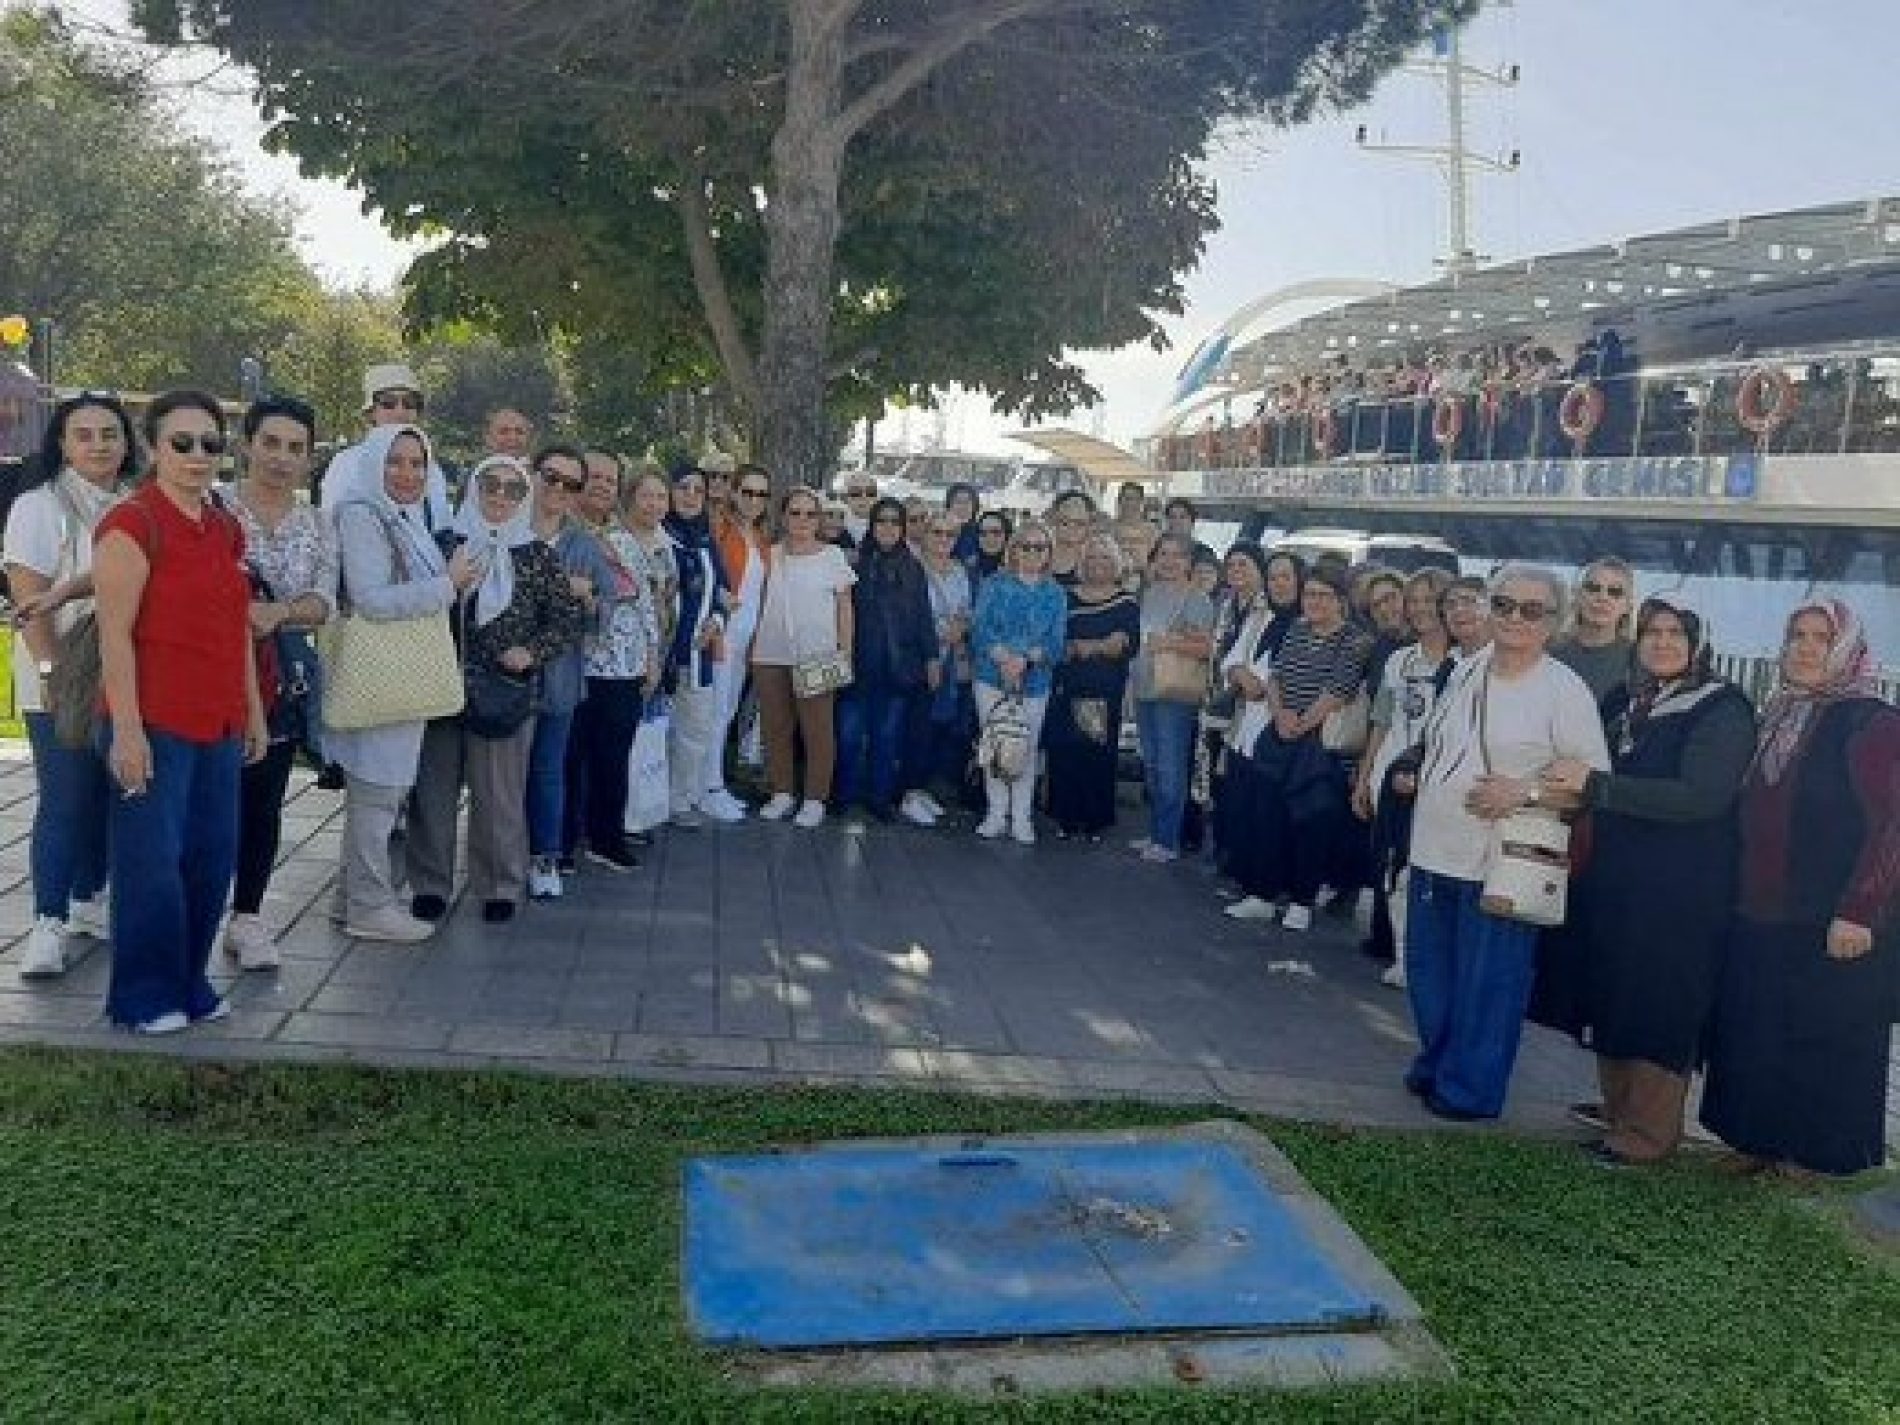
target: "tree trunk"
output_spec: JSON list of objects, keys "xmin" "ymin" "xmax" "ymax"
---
[{"xmin": 756, "ymin": 3, "xmax": 848, "ymax": 496}]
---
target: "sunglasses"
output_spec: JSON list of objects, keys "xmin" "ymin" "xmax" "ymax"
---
[
  {"xmin": 978, "ymin": 526, "xmax": 1007, "ymax": 538},
  {"xmin": 1490, "ymin": 594, "xmax": 1553, "ymax": 623},
  {"xmin": 481, "ymin": 480, "xmax": 529, "ymax": 500},
  {"xmin": 373, "ymin": 391, "xmax": 423, "ymax": 411},
  {"xmin": 873, "ymin": 515, "xmax": 904, "ymax": 526},
  {"xmin": 165, "ymin": 431, "xmax": 227, "ymax": 456},
  {"xmin": 738, "ymin": 486, "xmax": 770, "ymax": 498},
  {"xmin": 786, "ymin": 506, "xmax": 820, "ymax": 519},
  {"xmin": 537, "ymin": 469, "xmax": 586, "ymax": 491},
  {"xmin": 1016, "ymin": 541, "xmax": 1051, "ymax": 553},
  {"xmin": 1581, "ymin": 580, "xmax": 1627, "ymax": 597},
  {"xmin": 846, "ymin": 489, "xmax": 877, "ymax": 500}
]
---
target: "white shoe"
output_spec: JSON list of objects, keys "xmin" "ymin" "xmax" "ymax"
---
[
  {"xmin": 899, "ymin": 792, "xmax": 939, "ymax": 827},
  {"xmin": 1128, "ymin": 837, "xmax": 1155, "ymax": 854},
  {"xmin": 976, "ymin": 815, "xmax": 1007, "ymax": 840},
  {"xmin": 1140, "ymin": 844, "xmax": 1177, "ymax": 863},
  {"xmin": 1281, "ymin": 903, "xmax": 1314, "ymax": 933},
  {"xmin": 1011, "ymin": 821, "xmax": 1037, "ymax": 846},
  {"xmin": 224, "ymin": 913, "xmax": 280, "ymax": 972},
  {"xmin": 702, "ymin": 790, "xmax": 748, "ymax": 823},
  {"xmin": 916, "ymin": 791, "xmax": 946, "ymax": 817},
  {"xmin": 1224, "ymin": 896, "xmax": 1278, "ymax": 923},
  {"xmin": 528, "ymin": 858, "xmax": 564, "ymax": 901},
  {"xmin": 344, "ymin": 905, "xmax": 436, "ymax": 943},
  {"xmin": 132, "ymin": 1011, "xmax": 190, "ymax": 1036},
  {"xmin": 1380, "ymin": 961, "xmax": 1408, "ymax": 990},
  {"xmin": 1312, "ymin": 886, "xmax": 1339, "ymax": 911},
  {"xmin": 793, "ymin": 799, "xmax": 826, "ymax": 830},
  {"xmin": 67, "ymin": 894, "xmax": 110, "ymax": 940},
  {"xmin": 19, "ymin": 916, "xmax": 67, "ymax": 979},
  {"xmin": 759, "ymin": 792, "xmax": 797, "ymax": 821}
]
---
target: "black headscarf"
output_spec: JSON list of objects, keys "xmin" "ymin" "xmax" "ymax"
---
[{"xmin": 1260, "ymin": 550, "xmax": 1307, "ymax": 660}]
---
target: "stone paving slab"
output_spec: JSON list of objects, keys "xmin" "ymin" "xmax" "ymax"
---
[{"xmin": 0, "ymin": 747, "xmax": 1893, "ymax": 1148}]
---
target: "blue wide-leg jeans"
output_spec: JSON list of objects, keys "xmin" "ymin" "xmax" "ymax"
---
[{"xmin": 23, "ymin": 710, "xmax": 111, "ymax": 919}]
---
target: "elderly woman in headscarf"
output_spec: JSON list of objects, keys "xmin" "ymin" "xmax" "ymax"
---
[
  {"xmin": 660, "ymin": 462, "xmax": 730, "ymax": 829},
  {"xmin": 406, "ymin": 455, "xmax": 586, "ymax": 923},
  {"xmin": 323, "ymin": 424, "xmax": 479, "ymax": 942},
  {"xmin": 1537, "ymin": 596, "xmax": 1756, "ymax": 1165},
  {"xmin": 1697, "ymin": 598, "xmax": 1898, "ymax": 1177}
]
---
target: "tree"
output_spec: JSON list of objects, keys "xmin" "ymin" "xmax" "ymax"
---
[
  {"xmin": 411, "ymin": 334, "xmax": 563, "ymax": 463},
  {"xmin": 265, "ymin": 286, "xmax": 406, "ymax": 443},
  {"xmin": 0, "ymin": 5, "xmax": 320, "ymax": 395},
  {"xmin": 137, "ymin": 0, "xmax": 1457, "ymax": 489}
]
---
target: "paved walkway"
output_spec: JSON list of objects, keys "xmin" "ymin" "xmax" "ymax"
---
[{"xmin": 1, "ymin": 746, "xmax": 1891, "ymax": 1144}]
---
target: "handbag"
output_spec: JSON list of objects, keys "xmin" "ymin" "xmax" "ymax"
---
[
  {"xmin": 624, "ymin": 696, "xmax": 672, "ymax": 833},
  {"xmin": 48, "ymin": 494, "xmax": 160, "ymax": 749},
  {"xmin": 775, "ymin": 548, "xmax": 853, "ymax": 699},
  {"xmin": 463, "ymin": 663, "xmax": 535, "ymax": 738},
  {"xmin": 1473, "ymin": 664, "xmax": 1572, "ymax": 927},
  {"xmin": 976, "ymin": 693, "xmax": 1033, "ymax": 780},
  {"xmin": 1151, "ymin": 648, "xmax": 1209, "ymax": 704},
  {"xmin": 1069, "ymin": 696, "xmax": 1111, "ymax": 746},
  {"xmin": 1320, "ymin": 689, "xmax": 1371, "ymax": 755},
  {"xmin": 320, "ymin": 505, "xmax": 464, "ymax": 731}
]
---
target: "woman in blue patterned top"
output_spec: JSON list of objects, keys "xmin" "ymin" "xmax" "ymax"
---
[{"xmin": 970, "ymin": 519, "xmax": 1069, "ymax": 843}]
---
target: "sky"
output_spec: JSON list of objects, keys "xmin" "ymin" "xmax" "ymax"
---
[{"xmin": 52, "ymin": 0, "xmax": 1900, "ymax": 455}]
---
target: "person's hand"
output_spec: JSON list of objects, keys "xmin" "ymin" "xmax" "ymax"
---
[
  {"xmin": 248, "ymin": 600, "xmax": 289, "ymax": 637},
  {"xmin": 926, "ymin": 661, "xmax": 942, "ymax": 692},
  {"xmin": 999, "ymin": 652, "xmax": 1028, "ymax": 684},
  {"xmin": 1542, "ymin": 757, "xmax": 1591, "ymax": 797},
  {"xmin": 1272, "ymin": 707, "xmax": 1302, "ymax": 739},
  {"xmin": 1351, "ymin": 783, "xmax": 1373, "ymax": 822},
  {"xmin": 1229, "ymin": 667, "xmax": 1265, "ymax": 699},
  {"xmin": 1825, "ymin": 918, "xmax": 1875, "ymax": 961},
  {"xmin": 568, "ymin": 574, "xmax": 595, "ymax": 601},
  {"xmin": 499, "ymin": 646, "xmax": 533, "ymax": 674},
  {"xmin": 1391, "ymin": 770, "xmax": 1417, "ymax": 798},
  {"xmin": 243, "ymin": 710, "xmax": 270, "ymax": 765},
  {"xmin": 12, "ymin": 582, "xmax": 73, "ymax": 624},
  {"xmin": 447, "ymin": 545, "xmax": 481, "ymax": 592},
  {"xmin": 1466, "ymin": 774, "xmax": 1532, "ymax": 821},
  {"xmin": 109, "ymin": 723, "xmax": 153, "ymax": 797},
  {"xmin": 643, "ymin": 668, "xmax": 662, "ymax": 698}
]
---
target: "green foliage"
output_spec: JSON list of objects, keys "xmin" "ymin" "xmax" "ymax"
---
[
  {"xmin": 0, "ymin": 1050, "xmax": 1894, "ymax": 1423},
  {"xmin": 264, "ymin": 286, "xmax": 405, "ymax": 443},
  {"xmin": 0, "ymin": 5, "xmax": 320, "ymax": 395},
  {"xmin": 410, "ymin": 334, "xmax": 563, "ymax": 462}
]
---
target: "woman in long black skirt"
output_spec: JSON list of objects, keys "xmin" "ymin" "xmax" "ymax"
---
[{"xmin": 1045, "ymin": 536, "xmax": 1139, "ymax": 839}]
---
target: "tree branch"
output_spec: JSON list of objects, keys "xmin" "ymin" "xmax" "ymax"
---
[{"xmin": 674, "ymin": 175, "xmax": 761, "ymax": 413}]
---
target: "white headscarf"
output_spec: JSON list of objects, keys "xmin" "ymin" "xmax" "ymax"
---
[
  {"xmin": 326, "ymin": 423, "xmax": 447, "ymax": 580},
  {"xmin": 452, "ymin": 455, "xmax": 536, "ymax": 626},
  {"xmin": 321, "ymin": 422, "xmax": 454, "ymax": 530}
]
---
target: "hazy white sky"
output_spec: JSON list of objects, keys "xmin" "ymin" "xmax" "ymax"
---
[{"xmin": 55, "ymin": 0, "xmax": 1900, "ymax": 454}]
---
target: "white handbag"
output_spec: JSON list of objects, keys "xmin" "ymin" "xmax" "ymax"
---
[
  {"xmin": 1473, "ymin": 664, "xmax": 1571, "ymax": 927},
  {"xmin": 1320, "ymin": 689, "xmax": 1371, "ymax": 754},
  {"xmin": 774, "ymin": 548, "xmax": 853, "ymax": 699}
]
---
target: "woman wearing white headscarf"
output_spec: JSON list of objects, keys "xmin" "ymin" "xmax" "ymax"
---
[
  {"xmin": 406, "ymin": 455, "xmax": 587, "ymax": 923},
  {"xmin": 324, "ymin": 425, "xmax": 478, "ymax": 942}
]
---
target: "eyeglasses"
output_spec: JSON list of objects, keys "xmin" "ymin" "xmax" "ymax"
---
[
  {"xmin": 978, "ymin": 526, "xmax": 1007, "ymax": 538},
  {"xmin": 1490, "ymin": 594, "xmax": 1553, "ymax": 623},
  {"xmin": 929, "ymin": 530, "xmax": 955, "ymax": 540},
  {"xmin": 1016, "ymin": 541, "xmax": 1051, "ymax": 553},
  {"xmin": 1581, "ymin": 579, "xmax": 1627, "ymax": 597},
  {"xmin": 846, "ymin": 488, "xmax": 877, "ymax": 500},
  {"xmin": 373, "ymin": 391, "xmax": 423, "ymax": 412},
  {"xmin": 786, "ymin": 506, "xmax": 820, "ymax": 519},
  {"xmin": 165, "ymin": 431, "xmax": 227, "ymax": 456},
  {"xmin": 537, "ymin": 469, "xmax": 586, "ymax": 491},
  {"xmin": 481, "ymin": 480, "xmax": 529, "ymax": 500},
  {"xmin": 738, "ymin": 486, "xmax": 770, "ymax": 498},
  {"xmin": 873, "ymin": 515, "xmax": 904, "ymax": 526}
]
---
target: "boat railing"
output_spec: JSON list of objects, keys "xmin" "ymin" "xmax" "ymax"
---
[
  {"xmin": 1711, "ymin": 652, "xmax": 1900, "ymax": 708},
  {"xmin": 1158, "ymin": 351, "xmax": 1900, "ymax": 473}
]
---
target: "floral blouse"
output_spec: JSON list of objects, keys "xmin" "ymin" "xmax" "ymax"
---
[
  {"xmin": 584, "ymin": 523, "xmax": 660, "ymax": 681},
  {"xmin": 226, "ymin": 490, "xmax": 338, "ymax": 613},
  {"xmin": 466, "ymin": 541, "xmax": 589, "ymax": 674}
]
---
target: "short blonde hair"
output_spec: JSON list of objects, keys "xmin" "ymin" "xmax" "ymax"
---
[{"xmin": 1006, "ymin": 518, "xmax": 1055, "ymax": 567}]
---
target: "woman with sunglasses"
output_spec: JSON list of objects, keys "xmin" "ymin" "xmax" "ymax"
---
[
  {"xmin": 701, "ymin": 463, "xmax": 774, "ymax": 822},
  {"xmin": 752, "ymin": 487, "xmax": 856, "ymax": 828},
  {"xmin": 4, "ymin": 391, "xmax": 134, "ymax": 979},
  {"xmin": 90, "ymin": 391, "xmax": 269, "ymax": 1031},
  {"xmin": 966, "ymin": 511, "xmax": 1013, "ymax": 596},
  {"xmin": 836, "ymin": 497, "xmax": 938, "ymax": 823},
  {"xmin": 522, "ymin": 445, "xmax": 616, "ymax": 899},
  {"xmin": 408, "ymin": 456, "xmax": 587, "ymax": 923},
  {"xmin": 1553, "ymin": 556, "xmax": 1636, "ymax": 711},
  {"xmin": 1046, "ymin": 534, "xmax": 1139, "ymax": 840},
  {"xmin": 970, "ymin": 520, "xmax": 1068, "ymax": 843},
  {"xmin": 913, "ymin": 513, "xmax": 975, "ymax": 823},
  {"xmin": 660, "ymin": 463, "xmax": 731, "ymax": 830},
  {"xmin": 1404, "ymin": 564, "xmax": 1608, "ymax": 1120}
]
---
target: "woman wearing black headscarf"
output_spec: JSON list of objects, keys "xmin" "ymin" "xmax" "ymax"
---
[
  {"xmin": 1539, "ymin": 596, "xmax": 1756, "ymax": 1165},
  {"xmin": 1215, "ymin": 550, "xmax": 1305, "ymax": 912}
]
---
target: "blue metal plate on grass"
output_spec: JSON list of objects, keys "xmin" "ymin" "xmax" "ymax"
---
[{"xmin": 683, "ymin": 1141, "xmax": 1385, "ymax": 1348}]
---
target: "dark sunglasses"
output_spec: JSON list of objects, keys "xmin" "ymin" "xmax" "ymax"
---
[
  {"xmin": 536, "ymin": 469, "xmax": 586, "ymax": 491},
  {"xmin": 481, "ymin": 479, "xmax": 529, "ymax": 499},
  {"xmin": 738, "ymin": 485, "xmax": 770, "ymax": 498},
  {"xmin": 1490, "ymin": 594, "xmax": 1552, "ymax": 623},
  {"xmin": 373, "ymin": 391, "xmax": 423, "ymax": 411},
  {"xmin": 785, "ymin": 506, "xmax": 820, "ymax": 518},
  {"xmin": 1016, "ymin": 541, "xmax": 1051, "ymax": 553},
  {"xmin": 978, "ymin": 526, "xmax": 1007, "ymax": 538},
  {"xmin": 165, "ymin": 431, "xmax": 227, "ymax": 456},
  {"xmin": 846, "ymin": 488, "xmax": 877, "ymax": 499},
  {"xmin": 1581, "ymin": 579, "xmax": 1627, "ymax": 597}
]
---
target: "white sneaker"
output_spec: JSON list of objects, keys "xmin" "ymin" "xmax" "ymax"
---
[
  {"xmin": 1140, "ymin": 844, "xmax": 1177, "ymax": 864},
  {"xmin": 759, "ymin": 793, "xmax": 797, "ymax": 821},
  {"xmin": 793, "ymin": 799, "xmax": 826, "ymax": 829},
  {"xmin": 917, "ymin": 791, "xmax": 946, "ymax": 817},
  {"xmin": 899, "ymin": 792, "xmax": 939, "ymax": 827},
  {"xmin": 1224, "ymin": 896, "xmax": 1279, "ymax": 923},
  {"xmin": 976, "ymin": 815, "xmax": 1007, "ymax": 840},
  {"xmin": 344, "ymin": 905, "xmax": 436, "ymax": 943},
  {"xmin": 19, "ymin": 917, "xmax": 66, "ymax": 979},
  {"xmin": 1312, "ymin": 886, "xmax": 1339, "ymax": 911},
  {"xmin": 67, "ymin": 894, "xmax": 110, "ymax": 940},
  {"xmin": 1380, "ymin": 961, "xmax": 1407, "ymax": 990},
  {"xmin": 132, "ymin": 1011, "xmax": 189, "ymax": 1036},
  {"xmin": 223, "ymin": 913, "xmax": 280, "ymax": 972},
  {"xmin": 702, "ymin": 790, "xmax": 748, "ymax": 823},
  {"xmin": 1281, "ymin": 903, "xmax": 1314, "ymax": 933},
  {"xmin": 528, "ymin": 858, "xmax": 564, "ymax": 901},
  {"xmin": 1128, "ymin": 837, "xmax": 1154, "ymax": 854},
  {"xmin": 1011, "ymin": 821, "xmax": 1037, "ymax": 846}
]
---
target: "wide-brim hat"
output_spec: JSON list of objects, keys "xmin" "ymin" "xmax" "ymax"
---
[
  {"xmin": 697, "ymin": 452, "xmax": 738, "ymax": 476},
  {"xmin": 362, "ymin": 362, "xmax": 423, "ymax": 406}
]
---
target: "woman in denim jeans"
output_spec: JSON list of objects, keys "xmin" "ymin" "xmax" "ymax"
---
[
  {"xmin": 3, "ymin": 392, "xmax": 135, "ymax": 980},
  {"xmin": 1129, "ymin": 534, "xmax": 1215, "ymax": 863}
]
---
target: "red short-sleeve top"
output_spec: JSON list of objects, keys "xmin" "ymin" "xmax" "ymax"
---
[{"xmin": 96, "ymin": 484, "xmax": 252, "ymax": 743}]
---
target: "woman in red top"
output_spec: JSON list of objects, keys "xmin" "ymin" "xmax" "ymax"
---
[{"xmin": 93, "ymin": 389, "xmax": 266, "ymax": 1034}]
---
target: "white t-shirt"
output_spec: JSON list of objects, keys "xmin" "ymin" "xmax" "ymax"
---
[
  {"xmin": 1409, "ymin": 648, "xmax": 1610, "ymax": 882},
  {"xmin": 3, "ymin": 484, "xmax": 97, "ymax": 713},
  {"xmin": 751, "ymin": 544, "xmax": 856, "ymax": 666}
]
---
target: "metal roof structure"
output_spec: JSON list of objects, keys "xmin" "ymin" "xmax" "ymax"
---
[
  {"xmin": 1000, "ymin": 426, "xmax": 1161, "ymax": 489},
  {"xmin": 1216, "ymin": 196, "xmax": 1900, "ymax": 386}
]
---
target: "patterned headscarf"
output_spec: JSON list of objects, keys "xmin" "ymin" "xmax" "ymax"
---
[
  {"xmin": 452, "ymin": 455, "xmax": 535, "ymax": 627},
  {"xmin": 1617, "ymin": 594, "xmax": 1722, "ymax": 756},
  {"xmin": 1754, "ymin": 597, "xmax": 1879, "ymax": 785}
]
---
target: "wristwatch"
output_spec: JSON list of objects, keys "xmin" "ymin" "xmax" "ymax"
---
[
  {"xmin": 1525, "ymin": 785, "xmax": 1543, "ymax": 808},
  {"xmin": 35, "ymin": 659, "xmax": 53, "ymax": 678}
]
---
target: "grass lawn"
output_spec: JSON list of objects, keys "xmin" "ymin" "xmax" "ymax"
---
[{"xmin": 0, "ymin": 1048, "xmax": 1893, "ymax": 1423}]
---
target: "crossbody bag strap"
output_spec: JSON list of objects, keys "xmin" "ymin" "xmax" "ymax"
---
[{"xmin": 1476, "ymin": 662, "xmax": 1494, "ymax": 778}]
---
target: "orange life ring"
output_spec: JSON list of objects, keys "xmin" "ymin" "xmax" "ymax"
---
[
  {"xmin": 1559, "ymin": 381, "xmax": 1605, "ymax": 443},
  {"xmin": 1197, "ymin": 427, "xmax": 1217, "ymax": 465},
  {"xmin": 1431, "ymin": 396, "xmax": 1464, "ymax": 450},
  {"xmin": 1311, "ymin": 406, "xmax": 1337, "ymax": 458},
  {"xmin": 1736, "ymin": 365, "xmax": 1796, "ymax": 435}
]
